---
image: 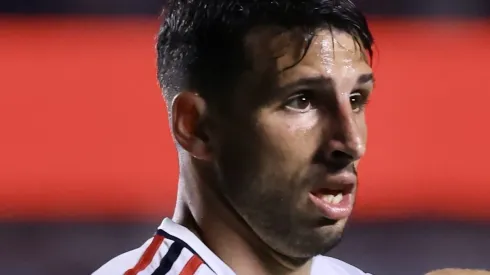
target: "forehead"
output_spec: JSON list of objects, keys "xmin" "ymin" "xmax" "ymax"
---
[{"xmin": 244, "ymin": 27, "xmax": 372, "ymax": 87}]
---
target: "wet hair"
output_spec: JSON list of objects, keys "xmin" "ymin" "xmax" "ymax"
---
[{"xmin": 156, "ymin": 0, "xmax": 373, "ymax": 108}]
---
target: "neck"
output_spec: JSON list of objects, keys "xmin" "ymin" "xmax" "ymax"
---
[{"xmin": 173, "ymin": 157, "xmax": 313, "ymax": 275}]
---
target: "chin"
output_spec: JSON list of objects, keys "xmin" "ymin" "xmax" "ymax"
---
[
  {"xmin": 282, "ymin": 222, "xmax": 346, "ymax": 258},
  {"xmin": 316, "ymin": 216, "xmax": 348, "ymax": 233},
  {"xmin": 312, "ymin": 218, "xmax": 347, "ymax": 252},
  {"xmin": 297, "ymin": 233, "xmax": 342, "ymax": 258}
]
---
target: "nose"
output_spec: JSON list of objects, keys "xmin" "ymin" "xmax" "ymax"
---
[{"xmin": 323, "ymin": 104, "xmax": 366, "ymax": 169}]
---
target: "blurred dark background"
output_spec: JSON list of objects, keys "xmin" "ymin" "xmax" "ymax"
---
[
  {"xmin": 1, "ymin": 0, "xmax": 490, "ymax": 16},
  {"xmin": 1, "ymin": 1, "xmax": 490, "ymax": 275}
]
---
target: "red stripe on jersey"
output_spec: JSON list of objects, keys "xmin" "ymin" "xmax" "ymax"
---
[
  {"xmin": 179, "ymin": 255, "xmax": 203, "ymax": 275},
  {"xmin": 124, "ymin": 234, "xmax": 165, "ymax": 275}
]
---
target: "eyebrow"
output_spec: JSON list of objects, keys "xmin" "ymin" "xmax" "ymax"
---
[
  {"xmin": 357, "ymin": 73, "xmax": 375, "ymax": 85},
  {"xmin": 279, "ymin": 73, "xmax": 373, "ymax": 91},
  {"xmin": 279, "ymin": 76, "xmax": 334, "ymax": 91}
]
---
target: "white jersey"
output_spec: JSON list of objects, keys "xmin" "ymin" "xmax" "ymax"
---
[{"xmin": 93, "ymin": 218, "xmax": 371, "ymax": 275}]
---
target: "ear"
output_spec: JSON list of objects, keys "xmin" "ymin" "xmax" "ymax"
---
[{"xmin": 171, "ymin": 92, "xmax": 212, "ymax": 160}]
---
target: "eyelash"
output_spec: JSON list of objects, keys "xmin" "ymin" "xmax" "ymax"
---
[
  {"xmin": 282, "ymin": 90, "xmax": 316, "ymax": 112},
  {"xmin": 350, "ymin": 89, "xmax": 370, "ymax": 113},
  {"xmin": 282, "ymin": 89, "xmax": 370, "ymax": 113}
]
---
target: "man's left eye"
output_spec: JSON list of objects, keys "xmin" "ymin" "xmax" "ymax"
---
[{"xmin": 349, "ymin": 91, "xmax": 368, "ymax": 112}]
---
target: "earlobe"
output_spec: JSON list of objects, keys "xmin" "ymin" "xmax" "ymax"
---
[{"xmin": 171, "ymin": 92, "xmax": 212, "ymax": 160}]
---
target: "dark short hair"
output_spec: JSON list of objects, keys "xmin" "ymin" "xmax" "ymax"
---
[{"xmin": 156, "ymin": 0, "xmax": 373, "ymax": 109}]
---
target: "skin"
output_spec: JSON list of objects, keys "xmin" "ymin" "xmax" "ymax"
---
[{"xmin": 171, "ymin": 27, "xmax": 374, "ymax": 275}]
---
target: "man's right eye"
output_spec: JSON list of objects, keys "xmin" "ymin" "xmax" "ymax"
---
[{"xmin": 283, "ymin": 92, "xmax": 315, "ymax": 113}]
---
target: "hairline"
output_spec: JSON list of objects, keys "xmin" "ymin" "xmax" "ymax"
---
[{"xmin": 162, "ymin": 25, "xmax": 371, "ymax": 100}]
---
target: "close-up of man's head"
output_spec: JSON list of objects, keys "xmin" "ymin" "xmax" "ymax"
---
[
  {"xmin": 157, "ymin": 0, "xmax": 374, "ymax": 259},
  {"xmin": 5, "ymin": 0, "xmax": 490, "ymax": 275}
]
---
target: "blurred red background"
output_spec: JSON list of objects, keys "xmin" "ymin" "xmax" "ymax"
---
[
  {"xmin": 1, "ymin": 12, "xmax": 490, "ymax": 275},
  {"xmin": 1, "ymin": 18, "xmax": 490, "ymax": 221}
]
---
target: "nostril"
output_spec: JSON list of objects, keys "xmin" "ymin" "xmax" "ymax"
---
[
  {"xmin": 331, "ymin": 150, "xmax": 352, "ymax": 161},
  {"xmin": 328, "ymin": 150, "xmax": 353, "ymax": 171},
  {"xmin": 331, "ymin": 150, "xmax": 347, "ymax": 159}
]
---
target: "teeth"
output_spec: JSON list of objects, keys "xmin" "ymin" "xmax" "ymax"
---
[
  {"xmin": 333, "ymin": 193, "xmax": 343, "ymax": 204},
  {"xmin": 322, "ymin": 193, "xmax": 344, "ymax": 204},
  {"xmin": 323, "ymin": 194, "xmax": 335, "ymax": 203},
  {"xmin": 322, "ymin": 193, "xmax": 343, "ymax": 204}
]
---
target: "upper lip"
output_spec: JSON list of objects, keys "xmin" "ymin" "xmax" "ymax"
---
[{"xmin": 311, "ymin": 171, "xmax": 357, "ymax": 194}]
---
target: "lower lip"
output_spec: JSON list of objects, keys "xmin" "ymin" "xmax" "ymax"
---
[{"xmin": 309, "ymin": 192, "xmax": 353, "ymax": 220}]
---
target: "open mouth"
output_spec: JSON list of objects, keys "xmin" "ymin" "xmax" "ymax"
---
[
  {"xmin": 309, "ymin": 185, "xmax": 354, "ymax": 220},
  {"xmin": 312, "ymin": 187, "xmax": 351, "ymax": 205}
]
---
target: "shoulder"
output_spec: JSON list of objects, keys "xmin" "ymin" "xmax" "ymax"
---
[
  {"xmin": 312, "ymin": 255, "xmax": 372, "ymax": 275},
  {"xmin": 92, "ymin": 249, "xmax": 141, "ymax": 275},
  {"xmin": 92, "ymin": 238, "xmax": 158, "ymax": 275}
]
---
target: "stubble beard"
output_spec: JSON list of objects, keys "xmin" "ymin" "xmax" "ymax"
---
[{"xmin": 215, "ymin": 156, "xmax": 347, "ymax": 260}]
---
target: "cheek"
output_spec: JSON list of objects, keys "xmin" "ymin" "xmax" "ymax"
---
[
  {"xmin": 357, "ymin": 114, "xmax": 368, "ymax": 143},
  {"xmin": 284, "ymin": 111, "xmax": 319, "ymax": 133},
  {"xmin": 260, "ymin": 111, "xmax": 322, "ymax": 161}
]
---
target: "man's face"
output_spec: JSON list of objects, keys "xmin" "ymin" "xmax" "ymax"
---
[{"xmin": 209, "ymin": 28, "xmax": 373, "ymax": 258}]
